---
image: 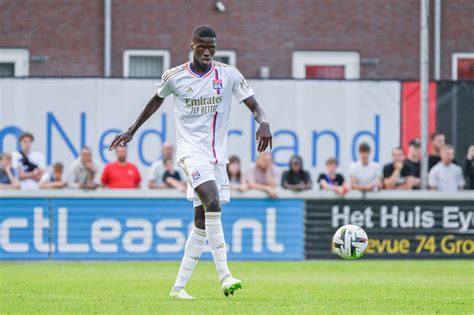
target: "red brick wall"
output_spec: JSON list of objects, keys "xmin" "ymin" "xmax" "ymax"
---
[{"xmin": 1, "ymin": 0, "xmax": 473, "ymax": 79}]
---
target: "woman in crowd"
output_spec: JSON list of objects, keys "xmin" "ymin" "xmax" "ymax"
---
[
  {"xmin": 317, "ymin": 157, "xmax": 348, "ymax": 195},
  {"xmin": 226, "ymin": 155, "xmax": 248, "ymax": 192},
  {"xmin": 281, "ymin": 155, "xmax": 312, "ymax": 192}
]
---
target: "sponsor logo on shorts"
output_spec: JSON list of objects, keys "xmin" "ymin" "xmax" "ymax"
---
[{"xmin": 192, "ymin": 171, "xmax": 201, "ymax": 181}]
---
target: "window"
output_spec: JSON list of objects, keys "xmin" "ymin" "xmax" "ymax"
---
[
  {"xmin": 123, "ymin": 50, "xmax": 170, "ymax": 78},
  {"xmin": 292, "ymin": 51, "xmax": 360, "ymax": 79},
  {"xmin": 0, "ymin": 49, "xmax": 29, "ymax": 77},
  {"xmin": 188, "ymin": 50, "xmax": 236, "ymax": 66},
  {"xmin": 452, "ymin": 53, "xmax": 474, "ymax": 80}
]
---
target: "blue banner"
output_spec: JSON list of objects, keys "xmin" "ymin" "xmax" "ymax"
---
[{"xmin": 0, "ymin": 198, "xmax": 304, "ymax": 260}]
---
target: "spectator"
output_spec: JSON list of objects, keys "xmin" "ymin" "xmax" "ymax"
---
[
  {"xmin": 101, "ymin": 145, "xmax": 141, "ymax": 189},
  {"xmin": 405, "ymin": 139, "xmax": 421, "ymax": 188},
  {"xmin": 317, "ymin": 158, "xmax": 347, "ymax": 195},
  {"xmin": 382, "ymin": 147, "xmax": 416, "ymax": 190},
  {"xmin": 227, "ymin": 155, "xmax": 248, "ymax": 192},
  {"xmin": 246, "ymin": 152, "xmax": 279, "ymax": 198},
  {"xmin": 11, "ymin": 132, "xmax": 45, "ymax": 190},
  {"xmin": 0, "ymin": 152, "xmax": 20, "ymax": 189},
  {"xmin": 465, "ymin": 145, "xmax": 474, "ymax": 190},
  {"xmin": 148, "ymin": 142, "xmax": 184, "ymax": 189},
  {"xmin": 66, "ymin": 146, "xmax": 99, "ymax": 189},
  {"xmin": 349, "ymin": 143, "xmax": 382, "ymax": 191},
  {"xmin": 39, "ymin": 162, "xmax": 65, "ymax": 189},
  {"xmin": 429, "ymin": 133, "xmax": 445, "ymax": 170},
  {"xmin": 429, "ymin": 145, "xmax": 465, "ymax": 192},
  {"xmin": 162, "ymin": 157, "xmax": 186, "ymax": 192},
  {"xmin": 281, "ymin": 155, "xmax": 312, "ymax": 192}
]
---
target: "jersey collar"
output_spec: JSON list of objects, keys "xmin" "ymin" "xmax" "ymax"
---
[{"xmin": 187, "ymin": 61, "xmax": 215, "ymax": 78}]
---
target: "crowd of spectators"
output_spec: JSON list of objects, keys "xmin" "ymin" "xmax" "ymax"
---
[{"xmin": 0, "ymin": 131, "xmax": 473, "ymax": 195}]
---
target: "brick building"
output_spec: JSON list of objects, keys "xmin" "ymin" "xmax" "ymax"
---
[{"xmin": 0, "ymin": 0, "xmax": 473, "ymax": 79}]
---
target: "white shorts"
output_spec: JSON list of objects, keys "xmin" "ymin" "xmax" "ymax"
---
[{"xmin": 178, "ymin": 157, "xmax": 230, "ymax": 207}]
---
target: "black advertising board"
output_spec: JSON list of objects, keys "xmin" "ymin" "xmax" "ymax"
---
[{"xmin": 306, "ymin": 199, "xmax": 474, "ymax": 259}]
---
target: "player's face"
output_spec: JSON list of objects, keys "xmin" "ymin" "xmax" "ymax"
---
[{"xmin": 191, "ymin": 37, "xmax": 217, "ymax": 67}]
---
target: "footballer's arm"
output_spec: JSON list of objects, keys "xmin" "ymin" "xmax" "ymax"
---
[
  {"xmin": 109, "ymin": 94, "xmax": 165, "ymax": 151},
  {"xmin": 243, "ymin": 96, "xmax": 272, "ymax": 153}
]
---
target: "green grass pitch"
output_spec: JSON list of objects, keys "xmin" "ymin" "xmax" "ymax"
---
[{"xmin": 1, "ymin": 260, "xmax": 472, "ymax": 314}]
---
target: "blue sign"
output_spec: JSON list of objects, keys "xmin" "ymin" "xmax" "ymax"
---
[{"xmin": 0, "ymin": 198, "xmax": 304, "ymax": 260}]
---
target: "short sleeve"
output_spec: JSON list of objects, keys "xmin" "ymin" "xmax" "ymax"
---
[
  {"xmin": 349, "ymin": 163, "xmax": 357, "ymax": 177},
  {"xmin": 39, "ymin": 172, "xmax": 49, "ymax": 183},
  {"xmin": 100, "ymin": 165, "xmax": 109, "ymax": 186},
  {"xmin": 246, "ymin": 166, "xmax": 256, "ymax": 182},
  {"xmin": 382, "ymin": 164, "xmax": 391, "ymax": 178},
  {"xmin": 280, "ymin": 171, "xmax": 289, "ymax": 186},
  {"xmin": 156, "ymin": 75, "xmax": 174, "ymax": 99},
  {"xmin": 232, "ymin": 68, "xmax": 254, "ymax": 103},
  {"xmin": 303, "ymin": 171, "xmax": 312, "ymax": 184},
  {"xmin": 36, "ymin": 152, "xmax": 46, "ymax": 169},
  {"xmin": 317, "ymin": 174, "xmax": 325, "ymax": 184},
  {"xmin": 337, "ymin": 174, "xmax": 345, "ymax": 185}
]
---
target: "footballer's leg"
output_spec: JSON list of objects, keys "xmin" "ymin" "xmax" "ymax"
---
[
  {"xmin": 194, "ymin": 181, "xmax": 242, "ymax": 297},
  {"xmin": 170, "ymin": 205, "xmax": 206, "ymax": 300}
]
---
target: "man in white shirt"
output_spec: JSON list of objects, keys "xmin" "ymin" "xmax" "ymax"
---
[
  {"xmin": 429, "ymin": 145, "xmax": 465, "ymax": 192},
  {"xmin": 11, "ymin": 132, "xmax": 45, "ymax": 190},
  {"xmin": 108, "ymin": 25, "xmax": 272, "ymax": 299},
  {"xmin": 350, "ymin": 143, "xmax": 382, "ymax": 191}
]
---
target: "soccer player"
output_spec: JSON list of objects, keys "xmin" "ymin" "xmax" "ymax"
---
[{"xmin": 108, "ymin": 25, "xmax": 272, "ymax": 299}]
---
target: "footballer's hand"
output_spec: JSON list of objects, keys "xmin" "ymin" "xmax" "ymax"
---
[
  {"xmin": 108, "ymin": 130, "xmax": 133, "ymax": 151},
  {"xmin": 256, "ymin": 121, "xmax": 272, "ymax": 153}
]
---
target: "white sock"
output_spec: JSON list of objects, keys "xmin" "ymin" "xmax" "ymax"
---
[
  {"xmin": 205, "ymin": 212, "xmax": 231, "ymax": 282},
  {"xmin": 173, "ymin": 226, "xmax": 207, "ymax": 289}
]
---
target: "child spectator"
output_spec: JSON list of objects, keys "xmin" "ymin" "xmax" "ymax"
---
[
  {"xmin": 148, "ymin": 142, "xmax": 184, "ymax": 189},
  {"xmin": 101, "ymin": 145, "xmax": 141, "ymax": 189},
  {"xmin": 40, "ymin": 162, "xmax": 65, "ymax": 189},
  {"xmin": 349, "ymin": 143, "xmax": 382, "ymax": 192},
  {"xmin": 246, "ymin": 152, "xmax": 279, "ymax": 198},
  {"xmin": 429, "ymin": 145, "xmax": 465, "ymax": 192},
  {"xmin": 162, "ymin": 157, "xmax": 186, "ymax": 192},
  {"xmin": 281, "ymin": 155, "xmax": 312, "ymax": 192},
  {"xmin": 226, "ymin": 155, "xmax": 248, "ymax": 192},
  {"xmin": 11, "ymin": 132, "xmax": 45, "ymax": 190},
  {"xmin": 317, "ymin": 158, "xmax": 347, "ymax": 195},
  {"xmin": 0, "ymin": 152, "xmax": 20, "ymax": 189}
]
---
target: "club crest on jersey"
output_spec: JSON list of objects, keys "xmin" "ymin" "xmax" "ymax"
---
[
  {"xmin": 192, "ymin": 171, "xmax": 201, "ymax": 181},
  {"xmin": 213, "ymin": 79, "xmax": 223, "ymax": 93}
]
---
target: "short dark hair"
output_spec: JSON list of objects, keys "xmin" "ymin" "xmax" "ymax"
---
[
  {"xmin": 358, "ymin": 142, "xmax": 371, "ymax": 153},
  {"xmin": 19, "ymin": 132, "xmax": 34, "ymax": 142},
  {"xmin": 409, "ymin": 138, "xmax": 421, "ymax": 148},
  {"xmin": 430, "ymin": 132, "xmax": 444, "ymax": 141},
  {"xmin": 192, "ymin": 25, "xmax": 217, "ymax": 39}
]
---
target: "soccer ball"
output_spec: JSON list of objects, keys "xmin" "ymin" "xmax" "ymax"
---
[{"xmin": 332, "ymin": 225, "xmax": 368, "ymax": 260}]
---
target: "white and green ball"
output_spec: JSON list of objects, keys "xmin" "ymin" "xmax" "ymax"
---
[{"xmin": 332, "ymin": 225, "xmax": 368, "ymax": 260}]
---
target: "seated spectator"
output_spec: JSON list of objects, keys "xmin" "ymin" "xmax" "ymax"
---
[
  {"xmin": 382, "ymin": 147, "xmax": 416, "ymax": 190},
  {"xmin": 465, "ymin": 145, "xmax": 474, "ymax": 190},
  {"xmin": 281, "ymin": 155, "xmax": 312, "ymax": 192},
  {"xmin": 101, "ymin": 145, "xmax": 141, "ymax": 189},
  {"xmin": 317, "ymin": 158, "xmax": 348, "ymax": 195},
  {"xmin": 405, "ymin": 139, "xmax": 421, "ymax": 188},
  {"xmin": 0, "ymin": 152, "xmax": 20, "ymax": 189},
  {"xmin": 246, "ymin": 152, "xmax": 279, "ymax": 198},
  {"xmin": 429, "ymin": 145, "xmax": 465, "ymax": 192},
  {"xmin": 40, "ymin": 162, "xmax": 65, "ymax": 189},
  {"xmin": 11, "ymin": 132, "xmax": 45, "ymax": 190},
  {"xmin": 349, "ymin": 143, "xmax": 382, "ymax": 192},
  {"xmin": 148, "ymin": 142, "xmax": 184, "ymax": 189},
  {"xmin": 162, "ymin": 157, "xmax": 186, "ymax": 192},
  {"xmin": 66, "ymin": 146, "xmax": 99, "ymax": 189},
  {"xmin": 227, "ymin": 155, "xmax": 248, "ymax": 192}
]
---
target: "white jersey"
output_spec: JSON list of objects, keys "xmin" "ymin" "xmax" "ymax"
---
[{"xmin": 156, "ymin": 61, "xmax": 254, "ymax": 164}]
